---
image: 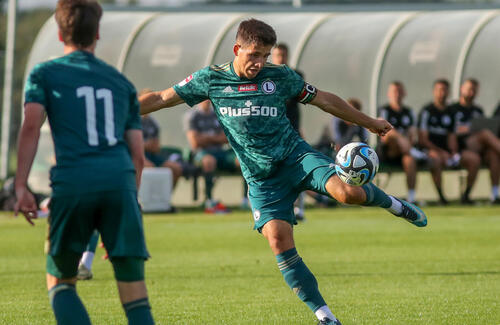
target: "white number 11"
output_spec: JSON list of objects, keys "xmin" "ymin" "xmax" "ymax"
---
[{"xmin": 77, "ymin": 86, "xmax": 117, "ymax": 146}]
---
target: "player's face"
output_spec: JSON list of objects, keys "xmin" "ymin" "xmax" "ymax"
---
[
  {"xmin": 460, "ymin": 81, "xmax": 478, "ymax": 102},
  {"xmin": 387, "ymin": 84, "xmax": 405, "ymax": 104},
  {"xmin": 234, "ymin": 42, "xmax": 273, "ymax": 79},
  {"xmin": 271, "ymin": 48, "xmax": 287, "ymax": 65},
  {"xmin": 433, "ymin": 82, "xmax": 449, "ymax": 105}
]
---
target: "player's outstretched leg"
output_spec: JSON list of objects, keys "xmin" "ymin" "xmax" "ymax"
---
[
  {"xmin": 77, "ymin": 230, "xmax": 100, "ymax": 280},
  {"xmin": 262, "ymin": 220, "xmax": 341, "ymax": 324},
  {"xmin": 326, "ymin": 176, "xmax": 427, "ymax": 227}
]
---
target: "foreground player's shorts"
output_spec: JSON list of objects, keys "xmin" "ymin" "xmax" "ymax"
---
[
  {"xmin": 46, "ymin": 190, "xmax": 149, "ymax": 277},
  {"xmin": 248, "ymin": 141, "xmax": 337, "ymax": 231}
]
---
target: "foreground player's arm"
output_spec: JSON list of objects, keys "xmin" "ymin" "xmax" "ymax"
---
[
  {"xmin": 139, "ymin": 88, "xmax": 185, "ymax": 115},
  {"xmin": 125, "ymin": 130, "xmax": 145, "ymax": 190},
  {"xmin": 310, "ymin": 90, "xmax": 392, "ymax": 136},
  {"xmin": 14, "ymin": 103, "xmax": 45, "ymax": 225}
]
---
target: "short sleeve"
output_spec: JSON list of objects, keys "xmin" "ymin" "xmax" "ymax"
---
[
  {"xmin": 173, "ymin": 67, "xmax": 210, "ymax": 107},
  {"xmin": 24, "ymin": 64, "xmax": 47, "ymax": 107},
  {"xmin": 418, "ymin": 109, "xmax": 429, "ymax": 130},
  {"xmin": 126, "ymin": 87, "xmax": 142, "ymax": 130},
  {"xmin": 379, "ymin": 106, "xmax": 388, "ymax": 119},
  {"xmin": 409, "ymin": 110, "xmax": 416, "ymax": 126}
]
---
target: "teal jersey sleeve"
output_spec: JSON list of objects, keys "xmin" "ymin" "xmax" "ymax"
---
[
  {"xmin": 173, "ymin": 67, "xmax": 211, "ymax": 107},
  {"xmin": 126, "ymin": 87, "xmax": 142, "ymax": 130},
  {"xmin": 24, "ymin": 64, "xmax": 47, "ymax": 107}
]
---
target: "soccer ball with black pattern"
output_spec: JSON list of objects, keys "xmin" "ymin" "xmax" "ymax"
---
[{"xmin": 335, "ymin": 142, "xmax": 379, "ymax": 186}]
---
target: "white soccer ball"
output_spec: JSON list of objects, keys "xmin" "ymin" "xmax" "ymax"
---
[{"xmin": 335, "ymin": 142, "xmax": 379, "ymax": 186}]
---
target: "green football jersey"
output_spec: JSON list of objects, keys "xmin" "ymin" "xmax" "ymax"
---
[
  {"xmin": 174, "ymin": 62, "xmax": 315, "ymax": 181},
  {"xmin": 24, "ymin": 51, "xmax": 141, "ymax": 196}
]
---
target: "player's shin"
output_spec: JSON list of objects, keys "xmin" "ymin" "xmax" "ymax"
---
[
  {"xmin": 123, "ymin": 297, "xmax": 154, "ymax": 325},
  {"xmin": 48, "ymin": 283, "xmax": 91, "ymax": 325},
  {"xmin": 361, "ymin": 183, "xmax": 402, "ymax": 215},
  {"xmin": 276, "ymin": 248, "xmax": 335, "ymax": 320}
]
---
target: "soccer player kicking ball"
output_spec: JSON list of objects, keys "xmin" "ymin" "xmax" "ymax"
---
[
  {"xmin": 15, "ymin": 1, "xmax": 154, "ymax": 324},
  {"xmin": 140, "ymin": 19, "xmax": 427, "ymax": 325}
]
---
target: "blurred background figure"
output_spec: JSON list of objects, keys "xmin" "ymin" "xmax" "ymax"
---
[
  {"xmin": 450, "ymin": 79, "xmax": 500, "ymax": 204},
  {"xmin": 184, "ymin": 99, "xmax": 240, "ymax": 213},
  {"xmin": 140, "ymin": 89, "xmax": 185, "ymax": 188},
  {"xmin": 378, "ymin": 81, "xmax": 421, "ymax": 204},
  {"xmin": 332, "ymin": 98, "xmax": 368, "ymax": 152},
  {"xmin": 418, "ymin": 79, "xmax": 460, "ymax": 205},
  {"xmin": 271, "ymin": 42, "xmax": 307, "ymax": 220}
]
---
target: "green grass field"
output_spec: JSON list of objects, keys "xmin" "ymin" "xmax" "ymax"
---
[{"xmin": 0, "ymin": 206, "xmax": 499, "ymax": 324}]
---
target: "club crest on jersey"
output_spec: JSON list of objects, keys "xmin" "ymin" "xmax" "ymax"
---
[
  {"xmin": 238, "ymin": 84, "xmax": 257, "ymax": 92},
  {"xmin": 177, "ymin": 74, "xmax": 193, "ymax": 87},
  {"xmin": 261, "ymin": 80, "xmax": 276, "ymax": 94}
]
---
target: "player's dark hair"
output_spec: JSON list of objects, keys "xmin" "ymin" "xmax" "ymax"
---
[
  {"xmin": 433, "ymin": 78, "xmax": 450, "ymax": 88},
  {"xmin": 55, "ymin": 0, "xmax": 102, "ymax": 48},
  {"xmin": 236, "ymin": 19, "xmax": 277, "ymax": 47},
  {"xmin": 347, "ymin": 98, "xmax": 362, "ymax": 111},
  {"xmin": 274, "ymin": 43, "xmax": 289, "ymax": 53},
  {"xmin": 464, "ymin": 78, "xmax": 479, "ymax": 87}
]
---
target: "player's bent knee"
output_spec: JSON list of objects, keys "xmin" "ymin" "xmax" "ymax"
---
[
  {"xmin": 46, "ymin": 252, "xmax": 81, "ymax": 280},
  {"xmin": 111, "ymin": 257, "xmax": 145, "ymax": 282}
]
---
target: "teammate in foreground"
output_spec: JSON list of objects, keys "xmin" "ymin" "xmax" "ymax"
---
[
  {"xmin": 14, "ymin": 1, "xmax": 154, "ymax": 324},
  {"xmin": 140, "ymin": 19, "xmax": 427, "ymax": 324}
]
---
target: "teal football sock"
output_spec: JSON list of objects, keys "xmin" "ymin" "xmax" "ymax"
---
[
  {"xmin": 123, "ymin": 298, "xmax": 154, "ymax": 325},
  {"xmin": 48, "ymin": 283, "xmax": 91, "ymax": 325},
  {"xmin": 361, "ymin": 183, "xmax": 392, "ymax": 208},
  {"xmin": 276, "ymin": 248, "xmax": 326, "ymax": 312}
]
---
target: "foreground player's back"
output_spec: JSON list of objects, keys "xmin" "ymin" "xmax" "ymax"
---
[{"xmin": 25, "ymin": 51, "xmax": 141, "ymax": 195}]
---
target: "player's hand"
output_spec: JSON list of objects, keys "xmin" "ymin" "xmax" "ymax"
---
[
  {"xmin": 369, "ymin": 118, "xmax": 393, "ymax": 137},
  {"xmin": 14, "ymin": 186, "xmax": 38, "ymax": 226}
]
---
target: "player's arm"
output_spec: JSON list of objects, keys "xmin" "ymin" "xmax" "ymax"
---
[
  {"xmin": 125, "ymin": 129, "xmax": 145, "ymax": 190},
  {"xmin": 310, "ymin": 89, "xmax": 392, "ymax": 136},
  {"xmin": 14, "ymin": 103, "xmax": 45, "ymax": 225},
  {"xmin": 139, "ymin": 87, "xmax": 185, "ymax": 115}
]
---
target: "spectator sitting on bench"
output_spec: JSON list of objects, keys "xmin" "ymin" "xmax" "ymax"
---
[
  {"xmin": 185, "ymin": 99, "xmax": 240, "ymax": 213},
  {"xmin": 378, "ymin": 81, "xmax": 422, "ymax": 204},
  {"xmin": 142, "ymin": 113, "xmax": 184, "ymax": 187},
  {"xmin": 449, "ymin": 78, "xmax": 500, "ymax": 204},
  {"xmin": 332, "ymin": 98, "xmax": 368, "ymax": 152},
  {"xmin": 418, "ymin": 79, "xmax": 468, "ymax": 205}
]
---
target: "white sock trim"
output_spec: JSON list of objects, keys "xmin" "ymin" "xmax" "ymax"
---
[
  {"xmin": 387, "ymin": 196, "xmax": 403, "ymax": 215},
  {"xmin": 315, "ymin": 305, "xmax": 336, "ymax": 321}
]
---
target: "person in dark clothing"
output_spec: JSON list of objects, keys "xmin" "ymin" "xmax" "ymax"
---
[
  {"xmin": 449, "ymin": 78, "xmax": 500, "ymax": 203},
  {"xmin": 378, "ymin": 81, "xmax": 420, "ymax": 203}
]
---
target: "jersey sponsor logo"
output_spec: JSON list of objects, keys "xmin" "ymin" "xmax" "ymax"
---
[
  {"xmin": 261, "ymin": 80, "xmax": 276, "ymax": 94},
  {"xmin": 177, "ymin": 74, "xmax": 193, "ymax": 87},
  {"xmin": 222, "ymin": 86, "xmax": 234, "ymax": 93},
  {"xmin": 219, "ymin": 100, "xmax": 278, "ymax": 117},
  {"xmin": 238, "ymin": 84, "xmax": 257, "ymax": 92}
]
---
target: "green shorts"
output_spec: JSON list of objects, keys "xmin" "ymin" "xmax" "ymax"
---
[
  {"xmin": 46, "ymin": 190, "xmax": 149, "ymax": 278},
  {"xmin": 194, "ymin": 148, "xmax": 237, "ymax": 172},
  {"xmin": 248, "ymin": 141, "xmax": 337, "ymax": 231}
]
